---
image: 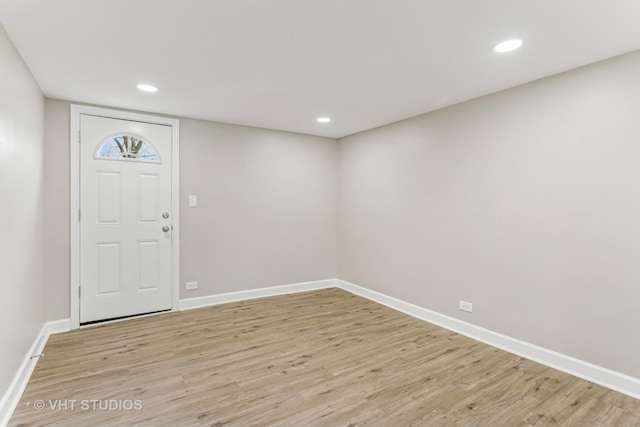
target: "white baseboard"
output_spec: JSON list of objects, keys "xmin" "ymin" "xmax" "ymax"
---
[
  {"xmin": 0, "ymin": 325, "xmax": 49, "ymax": 427},
  {"xmin": 336, "ymin": 279, "xmax": 640, "ymax": 400},
  {"xmin": 179, "ymin": 279, "xmax": 337, "ymax": 311},
  {"xmin": 47, "ymin": 319, "xmax": 71, "ymax": 335},
  {"xmin": 0, "ymin": 319, "xmax": 70, "ymax": 427}
]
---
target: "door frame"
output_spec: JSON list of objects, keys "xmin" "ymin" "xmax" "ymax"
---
[{"xmin": 70, "ymin": 105, "xmax": 180, "ymax": 330}]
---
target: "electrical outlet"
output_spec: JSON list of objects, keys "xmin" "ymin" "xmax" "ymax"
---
[
  {"xmin": 459, "ymin": 300, "xmax": 473, "ymax": 312},
  {"xmin": 188, "ymin": 195, "xmax": 198, "ymax": 207},
  {"xmin": 186, "ymin": 281, "xmax": 198, "ymax": 290}
]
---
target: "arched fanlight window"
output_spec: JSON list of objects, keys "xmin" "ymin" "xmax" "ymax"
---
[{"xmin": 95, "ymin": 135, "xmax": 160, "ymax": 162}]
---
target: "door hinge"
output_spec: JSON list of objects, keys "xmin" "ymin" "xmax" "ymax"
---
[
  {"xmin": 78, "ymin": 286, "xmax": 81, "ymax": 298},
  {"xmin": 78, "ymin": 209, "xmax": 81, "ymax": 221},
  {"xmin": 78, "ymin": 129, "xmax": 81, "ymax": 143}
]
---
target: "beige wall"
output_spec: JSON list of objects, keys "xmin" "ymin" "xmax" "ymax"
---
[
  {"xmin": 179, "ymin": 118, "xmax": 337, "ymax": 297},
  {"xmin": 44, "ymin": 100, "xmax": 338, "ymax": 320},
  {"xmin": 338, "ymin": 50, "xmax": 640, "ymax": 378},
  {"xmin": 43, "ymin": 100, "xmax": 70, "ymax": 321},
  {"xmin": 0, "ymin": 24, "xmax": 45, "ymax": 397}
]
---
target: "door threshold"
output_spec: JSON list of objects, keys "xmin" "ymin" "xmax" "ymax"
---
[{"xmin": 80, "ymin": 309, "xmax": 171, "ymax": 328}]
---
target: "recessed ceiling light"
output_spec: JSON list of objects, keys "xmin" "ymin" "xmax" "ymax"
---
[
  {"xmin": 317, "ymin": 117, "xmax": 331, "ymax": 123},
  {"xmin": 493, "ymin": 39, "xmax": 523, "ymax": 53},
  {"xmin": 137, "ymin": 83, "xmax": 158, "ymax": 93}
]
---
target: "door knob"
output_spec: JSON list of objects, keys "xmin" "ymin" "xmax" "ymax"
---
[
  {"xmin": 162, "ymin": 212, "xmax": 170, "ymax": 219},
  {"xmin": 162, "ymin": 225, "xmax": 170, "ymax": 232}
]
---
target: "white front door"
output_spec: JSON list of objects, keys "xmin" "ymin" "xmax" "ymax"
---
[{"xmin": 79, "ymin": 114, "xmax": 173, "ymax": 323}]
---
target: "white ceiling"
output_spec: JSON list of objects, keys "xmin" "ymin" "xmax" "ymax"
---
[{"xmin": 1, "ymin": 0, "xmax": 639, "ymax": 138}]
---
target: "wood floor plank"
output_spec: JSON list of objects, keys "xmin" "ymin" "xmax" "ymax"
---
[{"xmin": 9, "ymin": 288, "xmax": 640, "ymax": 426}]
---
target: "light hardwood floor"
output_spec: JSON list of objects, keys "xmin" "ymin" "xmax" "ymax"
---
[{"xmin": 9, "ymin": 288, "xmax": 640, "ymax": 426}]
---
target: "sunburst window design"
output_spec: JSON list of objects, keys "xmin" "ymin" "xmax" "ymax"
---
[{"xmin": 95, "ymin": 135, "xmax": 160, "ymax": 162}]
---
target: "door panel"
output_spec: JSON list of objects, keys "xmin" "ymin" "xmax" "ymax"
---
[
  {"xmin": 96, "ymin": 171, "xmax": 121, "ymax": 223},
  {"xmin": 138, "ymin": 241, "xmax": 160, "ymax": 290},
  {"xmin": 80, "ymin": 114, "xmax": 173, "ymax": 323},
  {"xmin": 138, "ymin": 174, "xmax": 159, "ymax": 222},
  {"xmin": 97, "ymin": 243, "xmax": 121, "ymax": 295}
]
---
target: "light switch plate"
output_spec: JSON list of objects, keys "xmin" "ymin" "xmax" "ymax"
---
[{"xmin": 188, "ymin": 195, "xmax": 197, "ymax": 207}]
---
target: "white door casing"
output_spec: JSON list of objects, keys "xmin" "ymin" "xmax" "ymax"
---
[{"xmin": 70, "ymin": 106, "xmax": 180, "ymax": 328}]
